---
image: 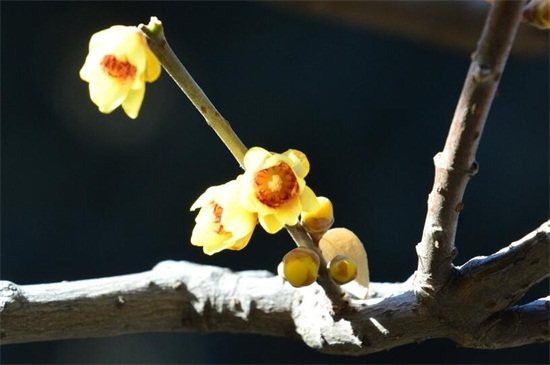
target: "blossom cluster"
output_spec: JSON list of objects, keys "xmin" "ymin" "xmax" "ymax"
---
[
  {"xmin": 190, "ymin": 147, "xmax": 321, "ymax": 255},
  {"xmin": 78, "ymin": 23, "xmax": 368, "ymax": 293}
]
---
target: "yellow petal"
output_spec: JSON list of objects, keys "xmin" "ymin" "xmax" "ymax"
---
[
  {"xmin": 284, "ymin": 149, "xmax": 310, "ymax": 178},
  {"xmin": 243, "ymin": 147, "xmax": 272, "ymax": 171},
  {"xmin": 226, "ymin": 229, "xmax": 254, "ymax": 251},
  {"xmin": 79, "ymin": 52, "xmax": 103, "ymax": 82},
  {"xmin": 98, "ymin": 27, "xmax": 147, "ymax": 72},
  {"xmin": 121, "ymin": 85, "xmax": 146, "ymax": 119},
  {"xmin": 190, "ymin": 222, "xmax": 231, "ymax": 255},
  {"xmin": 88, "ymin": 76, "xmax": 129, "ymax": 114},
  {"xmin": 259, "ymin": 214, "xmax": 284, "ymax": 234},
  {"xmin": 271, "ymin": 198, "xmax": 301, "ymax": 226},
  {"xmin": 145, "ymin": 48, "xmax": 162, "ymax": 82},
  {"xmin": 190, "ymin": 185, "xmax": 219, "ymax": 211},
  {"xmin": 300, "ymin": 185, "xmax": 321, "ymax": 213}
]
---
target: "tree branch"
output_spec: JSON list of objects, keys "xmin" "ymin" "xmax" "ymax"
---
[
  {"xmin": 472, "ymin": 297, "xmax": 550, "ymax": 349},
  {"xmin": 414, "ymin": 0, "xmax": 526, "ymax": 298},
  {"xmin": 267, "ymin": 1, "xmax": 548, "ymax": 57},
  {"xmin": 2, "ymin": 223, "xmax": 547, "ymax": 354}
]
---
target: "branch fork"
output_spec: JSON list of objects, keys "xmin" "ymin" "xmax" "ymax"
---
[{"xmin": 414, "ymin": 0, "xmax": 527, "ymax": 299}]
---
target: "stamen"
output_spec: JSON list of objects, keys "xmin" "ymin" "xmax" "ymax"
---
[
  {"xmin": 210, "ymin": 202, "xmax": 227, "ymax": 234},
  {"xmin": 254, "ymin": 163, "xmax": 298, "ymax": 208},
  {"xmin": 101, "ymin": 55, "xmax": 137, "ymax": 82}
]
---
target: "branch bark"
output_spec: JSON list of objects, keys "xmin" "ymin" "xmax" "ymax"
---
[
  {"xmin": 2, "ymin": 222, "xmax": 548, "ymax": 354},
  {"xmin": 414, "ymin": 0, "xmax": 526, "ymax": 298}
]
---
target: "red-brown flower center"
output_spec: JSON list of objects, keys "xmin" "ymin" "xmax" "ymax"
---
[
  {"xmin": 101, "ymin": 55, "xmax": 136, "ymax": 82},
  {"xmin": 210, "ymin": 202, "xmax": 227, "ymax": 235},
  {"xmin": 254, "ymin": 162, "xmax": 299, "ymax": 208}
]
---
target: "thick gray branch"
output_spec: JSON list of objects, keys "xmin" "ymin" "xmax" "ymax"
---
[
  {"xmin": 474, "ymin": 297, "xmax": 550, "ymax": 349},
  {"xmin": 1, "ymin": 223, "xmax": 548, "ymax": 354},
  {"xmin": 414, "ymin": 0, "xmax": 526, "ymax": 298}
]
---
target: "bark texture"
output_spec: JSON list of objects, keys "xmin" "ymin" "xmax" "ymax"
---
[
  {"xmin": 1, "ymin": 222, "xmax": 548, "ymax": 354},
  {"xmin": 414, "ymin": 0, "xmax": 526, "ymax": 298}
]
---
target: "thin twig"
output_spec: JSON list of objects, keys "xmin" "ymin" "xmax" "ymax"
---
[
  {"xmin": 414, "ymin": 0, "xmax": 526, "ymax": 298},
  {"xmin": 138, "ymin": 19, "xmax": 248, "ymax": 168}
]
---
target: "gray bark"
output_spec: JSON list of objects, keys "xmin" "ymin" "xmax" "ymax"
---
[{"xmin": 1, "ymin": 222, "xmax": 548, "ymax": 355}]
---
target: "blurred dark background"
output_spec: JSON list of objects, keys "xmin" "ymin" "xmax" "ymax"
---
[{"xmin": 1, "ymin": 1, "xmax": 548, "ymax": 363}]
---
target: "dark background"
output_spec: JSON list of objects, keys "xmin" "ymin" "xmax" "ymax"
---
[{"xmin": 1, "ymin": 1, "xmax": 548, "ymax": 363}]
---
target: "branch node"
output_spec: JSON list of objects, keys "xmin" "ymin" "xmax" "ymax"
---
[
  {"xmin": 472, "ymin": 62, "xmax": 492, "ymax": 82},
  {"xmin": 469, "ymin": 161, "xmax": 479, "ymax": 176}
]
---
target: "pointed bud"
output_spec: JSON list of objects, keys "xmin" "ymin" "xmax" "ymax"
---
[
  {"xmin": 280, "ymin": 247, "xmax": 320, "ymax": 288},
  {"xmin": 319, "ymin": 228, "xmax": 369, "ymax": 299},
  {"xmin": 328, "ymin": 255, "xmax": 358, "ymax": 285},
  {"xmin": 301, "ymin": 196, "xmax": 334, "ymax": 239}
]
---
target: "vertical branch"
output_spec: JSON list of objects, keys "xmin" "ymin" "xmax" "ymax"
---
[{"xmin": 414, "ymin": 0, "xmax": 526, "ymax": 298}]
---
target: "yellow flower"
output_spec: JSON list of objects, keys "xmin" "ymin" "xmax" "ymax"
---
[
  {"xmin": 190, "ymin": 180, "xmax": 257, "ymax": 255},
  {"xmin": 239, "ymin": 147, "xmax": 320, "ymax": 234},
  {"xmin": 79, "ymin": 25, "xmax": 161, "ymax": 119}
]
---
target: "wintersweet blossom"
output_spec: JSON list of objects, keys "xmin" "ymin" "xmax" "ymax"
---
[
  {"xmin": 79, "ymin": 25, "xmax": 161, "ymax": 119},
  {"xmin": 239, "ymin": 147, "xmax": 320, "ymax": 234},
  {"xmin": 190, "ymin": 180, "xmax": 257, "ymax": 255}
]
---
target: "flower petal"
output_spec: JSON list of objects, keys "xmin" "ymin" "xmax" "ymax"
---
[
  {"xmin": 121, "ymin": 85, "xmax": 146, "ymax": 119},
  {"xmin": 145, "ymin": 48, "xmax": 162, "ymax": 82},
  {"xmin": 243, "ymin": 147, "xmax": 272, "ymax": 171},
  {"xmin": 259, "ymin": 214, "xmax": 284, "ymax": 234},
  {"xmin": 300, "ymin": 185, "xmax": 321, "ymax": 213},
  {"xmin": 88, "ymin": 76, "xmax": 129, "ymax": 114},
  {"xmin": 284, "ymin": 149, "xmax": 310, "ymax": 178}
]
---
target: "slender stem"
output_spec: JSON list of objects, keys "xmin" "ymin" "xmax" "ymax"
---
[
  {"xmin": 414, "ymin": 0, "xmax": 526, "ymax": 298},
  {"xmin": 139, "ymin": 19, "xmax": 248, "ymax": 169},
  {"xmin": 139, "ymin": 18, "xmax": 346, "ymax": 307}
]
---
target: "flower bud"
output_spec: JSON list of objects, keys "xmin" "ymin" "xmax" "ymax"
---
[
  {"xmin": 328, "ymin": 255, "xmax": 358, "ymax": 285},
  {"xmin": 280, "ymin": 247, "xmax": 320, "ymax": 288},
  {"xmin": 301, "ymin": 196, "xmax": 334, "ymax": 238},
  {"xmin": 319, "ymin": 228, "xmax": 369, "ymax": 299},
  {"xmin": 523, "ymin": 0, "xmax": 550, "ymax": 29}
]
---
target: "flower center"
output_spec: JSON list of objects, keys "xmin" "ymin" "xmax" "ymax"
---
[
  {"xmin": 101, "ymin": 55, "xmax": 136, "ymax": 82},
  {"xmin": 254, "ymin": 162, "xmax": 299, "ymax": 208},
  {"xmin": 210, "ymin": 202, "xmax": 227, "ymax": 235}
]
